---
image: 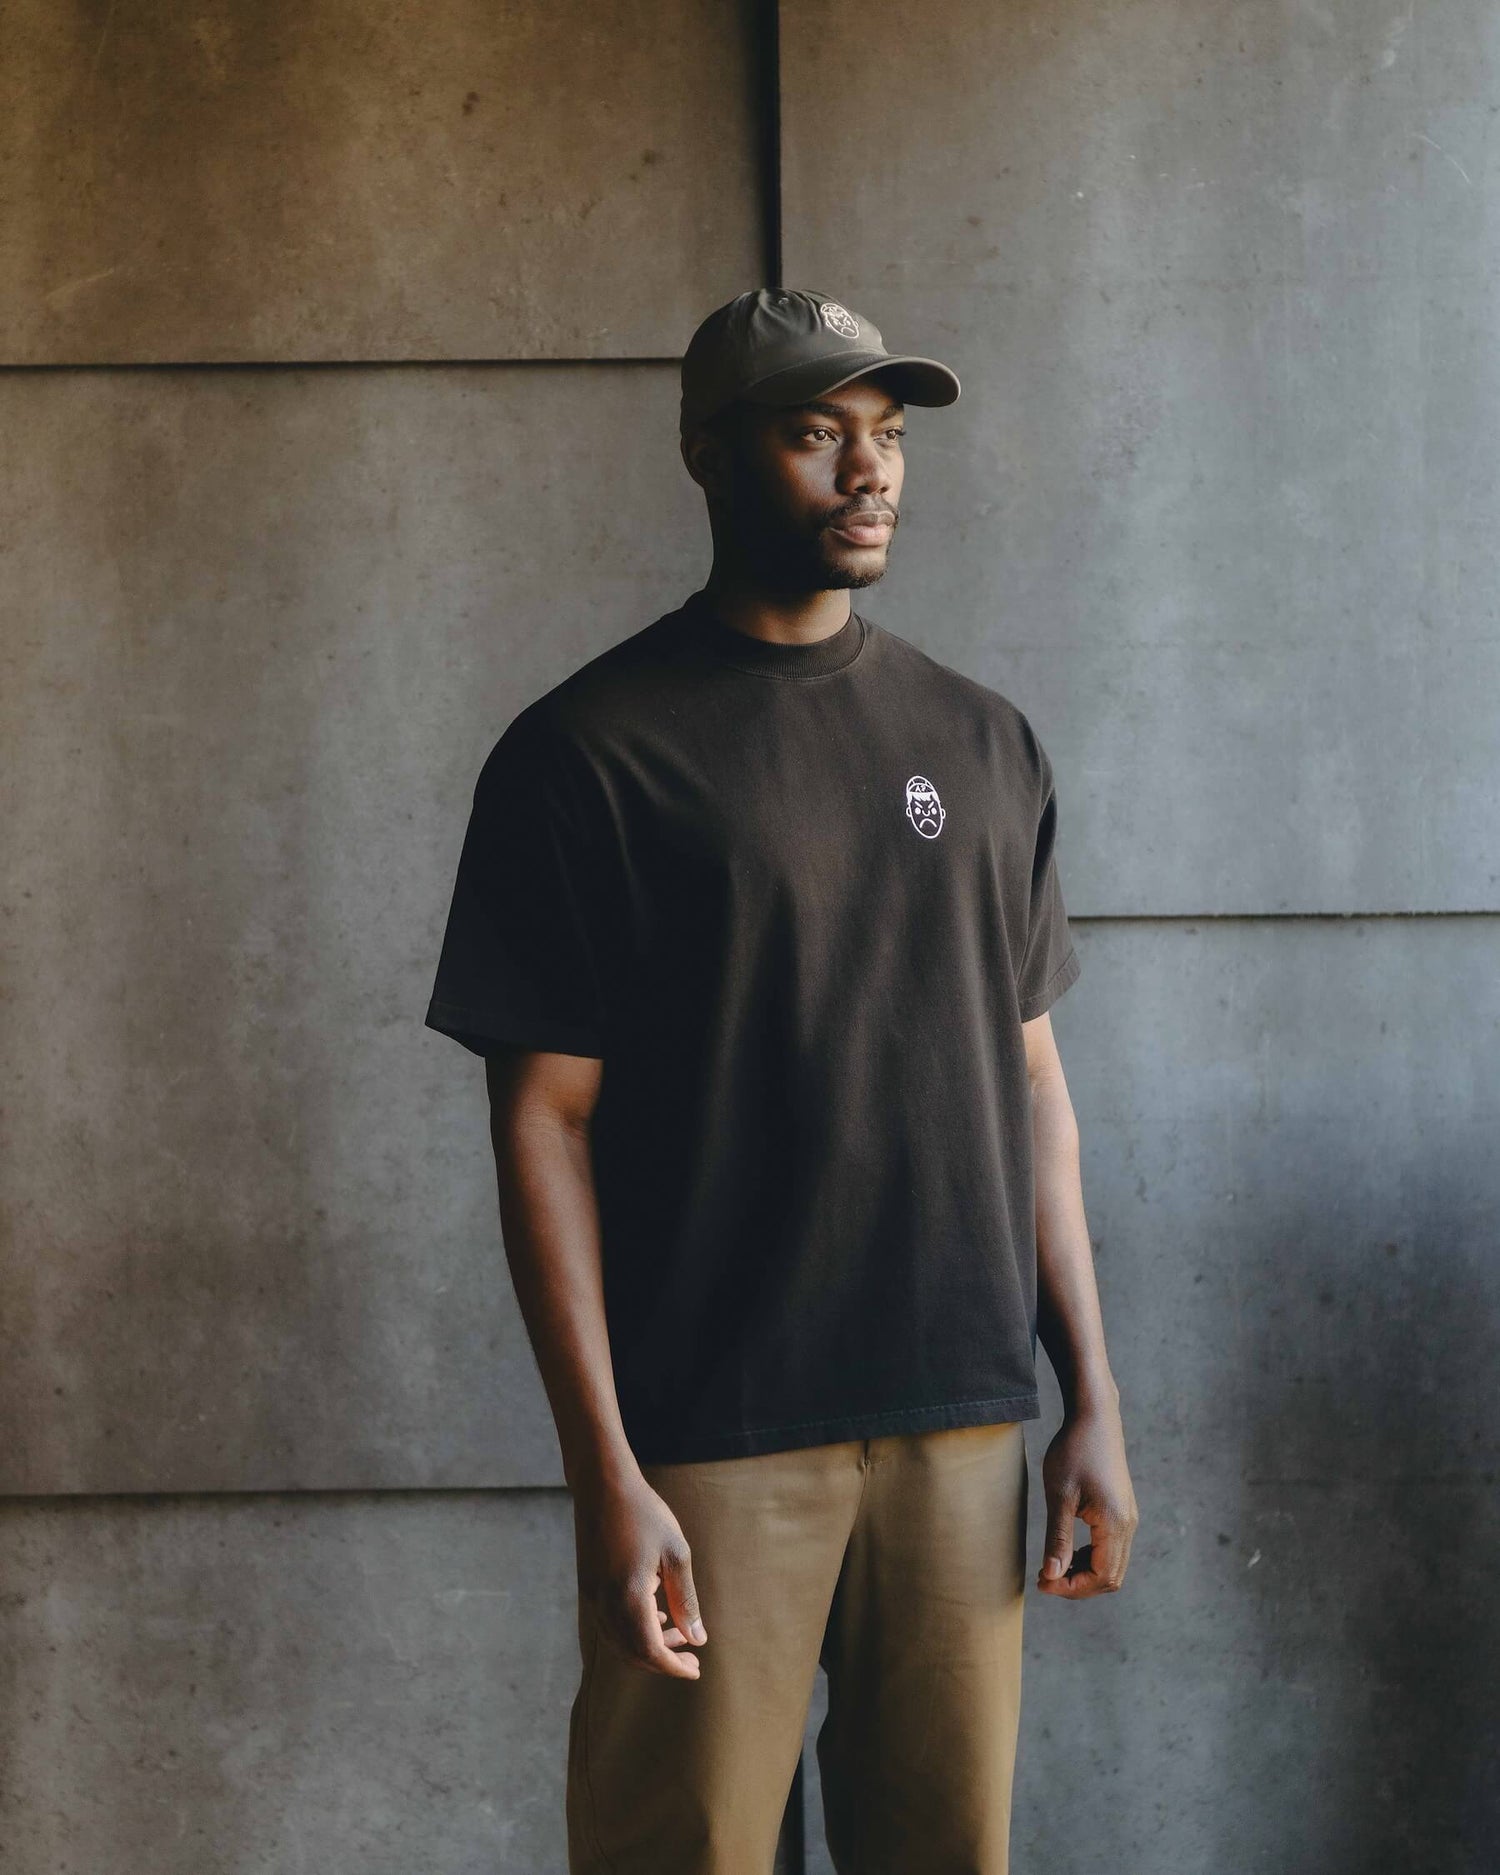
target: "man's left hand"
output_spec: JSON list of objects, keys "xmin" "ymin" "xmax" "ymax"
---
[{"xmin": 1036, "ymin": 1402, "xmax": 1139, "ymax": 1598}]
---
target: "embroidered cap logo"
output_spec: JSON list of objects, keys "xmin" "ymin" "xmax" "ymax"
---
[
  {"xmin": 905, "ymin": 775, "xmax": 945, "ymax": 839},
  {"xmin": 819, "ymin": 301, "xmax": 860, "ymax": 340}
]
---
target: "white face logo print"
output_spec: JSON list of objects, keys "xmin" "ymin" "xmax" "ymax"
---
[
  {"xmin": 819, "ymin": 300, "xmax": 860, "ymax": 341},
  {"xmin": 905, "ymin": 775, "xmax": 945, "ymax": 839}
]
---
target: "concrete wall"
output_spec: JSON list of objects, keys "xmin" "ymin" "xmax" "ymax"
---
[{"xmin": 3, "ymin": 1, "xmax": 1496, "ymax": 1870}]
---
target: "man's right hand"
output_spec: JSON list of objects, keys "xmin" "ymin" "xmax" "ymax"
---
[{"xmin": 571, "ymin": 1469, "xmax": 709, "ymax": 1678}]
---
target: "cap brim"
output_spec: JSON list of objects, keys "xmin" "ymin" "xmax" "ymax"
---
[{"xmin": 741, "ymin": 350, "xmax": 961, "ymax": 411}]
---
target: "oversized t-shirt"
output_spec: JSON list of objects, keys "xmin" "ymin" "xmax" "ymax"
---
[{"xmin": 424, "ymin": 587, "xmax": 1082, "ymax": 1464}]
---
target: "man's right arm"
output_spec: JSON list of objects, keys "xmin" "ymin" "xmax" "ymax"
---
[{"xmin": 483, "ymin": 1047, "xmax": 709, "ymax": 1678}]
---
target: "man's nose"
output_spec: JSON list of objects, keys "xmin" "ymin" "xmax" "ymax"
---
[{"xmin": 839, "ymin": 440, "xmax": 892, "ymax": 494}]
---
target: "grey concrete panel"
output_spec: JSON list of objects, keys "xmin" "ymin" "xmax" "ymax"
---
[
  {"xmin": 0, "ymin": 0, "xmax": 762, "ymax": 363},
  {"xmin": 0, "ymin": 1488, "xmax": 800, "ymax": 1874},
  {"xmin": 1015, "ymin": 921, "xmax": 1498, "ymax": 1872},
  {"xmin": 801, "ymin": 912, "xmax": 1500, "ymax": 1872},
  {"xmin": 0, "ymin": 1489, "xmax": 579, "ymax": 1872},
  {"xmin": 779, "ymin": 0, "xmax": 1500, "ymax": 914},
  {"xmin": 0, "ymin": 363, "xmax": 708, "ymax": 1494}
]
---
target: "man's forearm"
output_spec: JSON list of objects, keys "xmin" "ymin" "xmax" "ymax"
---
[
  {"xmin": 1030, "ymin": 1070, "xmax": 1119, "ymax": 1412},
  {"xmin": 487, "ymin": 1095, "xmax": 640, "ymax": 1491}
]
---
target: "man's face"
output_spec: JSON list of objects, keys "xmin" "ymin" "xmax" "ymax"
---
[{"xmin": 690, "ymin": 372, "xmax": 907, "ymax": 593}]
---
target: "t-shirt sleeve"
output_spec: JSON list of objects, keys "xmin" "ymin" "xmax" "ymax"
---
[
  {"xmin": 423, "ymin": 715, "xmax": 611, "ymax": 1060},
  {"xmin": 1015, "ymin": 730, "xmax": 1083, "ymax": 1022}
]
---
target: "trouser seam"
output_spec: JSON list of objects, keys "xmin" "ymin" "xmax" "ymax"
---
[
  {"xmin": 578, "ymin": 1603, "xmax": 619, "ymax": 1875},
  {"xmin": 840, "ymin": 1442, "xmax": 877, "ymax": 1874}
]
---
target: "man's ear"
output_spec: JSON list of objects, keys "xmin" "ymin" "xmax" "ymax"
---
[{"xmin": 681, "ymin": 424, "xmax": 730, "ymax": 499}]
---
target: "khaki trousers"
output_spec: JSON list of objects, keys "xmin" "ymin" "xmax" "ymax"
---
[{"xmin": 566, "ymin": 1419, "xmax": 1030, "ymax": 1875}]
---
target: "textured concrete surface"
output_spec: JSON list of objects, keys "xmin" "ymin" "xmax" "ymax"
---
[
  {"xmin": 0, "ymin": 362, "xmax": 706, "ymax": 1494},
  {"xmin": 0, "ymin": 0, "xmax": 763, "ymax": 363},
  {"xmin": 0, "ymin": 1489, "xmax": 807, "ymax": 1874},
  {"xmin": 780, "ymin": 0, "xmax": 1500, "ymax": 915},
  {"xmin": 0, "ymin": 1489, "xmax": 580, "ymax": 1872},
  {"xmin": 1012, "ymin": 915, "xmax": 1499, "ymax": 1875}
]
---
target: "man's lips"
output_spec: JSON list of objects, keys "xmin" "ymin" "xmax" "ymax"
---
[{"xmin": 828, "ymin": 512, "xmax": 895, "ymax": 545}]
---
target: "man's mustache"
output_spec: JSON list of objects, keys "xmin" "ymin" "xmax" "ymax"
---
[{"xmin": 824, "ymin": 506, "xmax": 898, "ymax": 528}]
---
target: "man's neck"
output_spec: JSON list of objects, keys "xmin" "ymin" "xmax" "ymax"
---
[{"xmin": 699, "ymin": 577, "xmax": 852, "ymax": 647}]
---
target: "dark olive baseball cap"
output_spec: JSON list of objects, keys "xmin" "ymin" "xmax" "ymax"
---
[{"xmin": 680, "ymin": 288, "xmax": 961, "ymax": 436}]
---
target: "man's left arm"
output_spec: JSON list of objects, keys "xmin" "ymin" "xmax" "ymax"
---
[{"xmin": 1024, "ymin": 1009, "xmax": 1140, "ymax": 1597}]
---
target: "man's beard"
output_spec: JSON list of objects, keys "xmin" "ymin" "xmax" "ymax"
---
[{"xmin": 717, "ymin": 466, "xmax": 897, "ymax": 594}]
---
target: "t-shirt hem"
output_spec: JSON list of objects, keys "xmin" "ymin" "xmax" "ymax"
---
[
  {"xmin": 424, "ymin": 997, "xmax": 605, "ymax": 1060},
  {"xmin": 626, "ymin": 1391, "xmax": 1042, "ymax": 1465},
  {"xmin": 1018, "ymin": 946, "xmax": 1081, "ymax": 1021}
]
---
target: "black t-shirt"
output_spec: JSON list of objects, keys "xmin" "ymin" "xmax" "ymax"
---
[{"xmin": 425, "ymin": 588, "xmax": 1081, "ymax": 1463}]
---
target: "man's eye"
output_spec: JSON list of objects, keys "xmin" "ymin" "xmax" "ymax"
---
[{"xmin": 799, "ymin": 425, "xmax": 904, "ymax": 441}]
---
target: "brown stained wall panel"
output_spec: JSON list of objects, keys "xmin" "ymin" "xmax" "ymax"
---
[{"xmin": 0, "ymin": 0, "xmax": 764, "ymax": 362}]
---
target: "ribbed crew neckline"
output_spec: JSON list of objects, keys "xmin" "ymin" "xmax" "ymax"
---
[{"xmin": 678, "ymin": 587, "xmax": 869, "ymax": 680}]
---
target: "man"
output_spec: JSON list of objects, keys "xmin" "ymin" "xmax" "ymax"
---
[{"xmin": 425, "ymin": 288, "xmax": 1139, "ymax": 1874}]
